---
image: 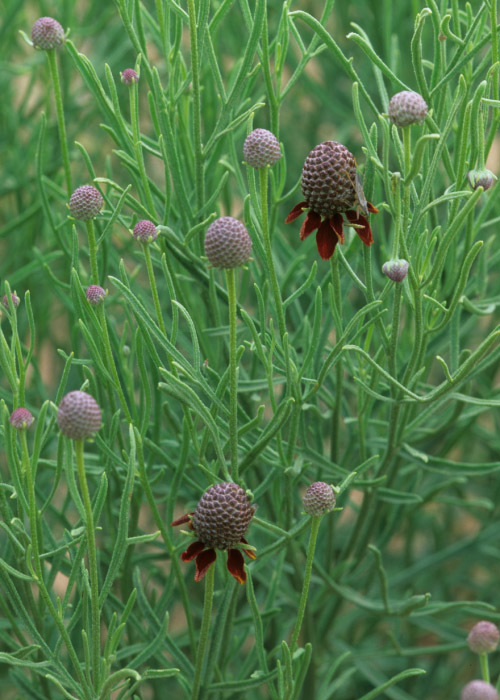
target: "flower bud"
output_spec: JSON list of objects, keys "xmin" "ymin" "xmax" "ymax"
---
[
  {"xmin": 121, "ymin": 68, "xmax": 139, "ymax": 86},
  {"xmin": 303, "ymin": 482, "xmax": 336, "ymax": 516},
  {"xmin": 69, "ymin": 186, "xmax": 104, "ymax": 221},
  {"xmin": 86, "ymin": 285, "xmax": 106, "ymax": 306},
  {"xmin": 382, "ymin": 259, "xmax": 409, "ymax": 282},
  {"xmin": 467, "ymin": 168, "xmax": 496, "ymax": 191},
  {"xmin": 2, "ymin": 293, "xmax": 20, "ymax": 310},
  {"xmin": 467, "ymin": 621, "xmax": 500, "ymax": 654},
  {"xmin": 10, "ymin": 408, "xmax": 35, "ymax": 430},
  {"xmin": 31, "ymin": 17, "xmax": 65, "ymax": 51},
  {"xmin": 57, "ymin": 391, "xmax": 102, "ymax": 440},
  {"xmin": 133, "ymin": 220, "xmax": 158, "ymax": 243},
  {"xmin": 461, "ymin": 680, "xmax": 499, "ymax": 700}
]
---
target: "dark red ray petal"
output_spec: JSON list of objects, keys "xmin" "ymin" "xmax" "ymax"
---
[
  {"xmin": 194, "ymin": 549, "xmax": 217, "ymax": 581},
  {"xmin": 299, "ymin": 211, "xmax": 322, "ymax": 241},
  {"xmin": 346, "ymin": 211, "xmax": 374, "ymax": 246},
  {"xmin": 240, "ymin": 538, "xmax": 257, "ymax": 560},
  {"xmin": 330, "ymin": 213, "xmax": 345, "ymax": 243},
  {"xmin": 285, "ymin": 201, "xmax": 308, "ymax": 224},
  {"xmin": 181, "ymin": 540, "xmax": 205, "ymax": 562},
  {"xmin": 367, "ymin": 201, "xmax": 379, "ymax": 214},
  {"xmin": 171, "ymin": 512, "xmax": 194, "ymax": 527},
  {"xmin": 227, "ymin": 549, "xmax": 247, "ymax": 584},
  {"xmin": 315, "ymin": 219, "xmax": 339, "ymax": 260}
]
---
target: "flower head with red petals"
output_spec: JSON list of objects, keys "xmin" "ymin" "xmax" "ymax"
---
[{"xmin": 171, "ymin": 482, "xmax": 256, "ymax": 584}]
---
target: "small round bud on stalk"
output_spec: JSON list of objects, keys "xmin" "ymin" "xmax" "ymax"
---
[
  {"xmin": 382, "ymin": 259, "xmax": 410, "ymax": 282},
  {"xmin": 204, "ymin": 217, "xmax": 252, "ymax": 269},
  {"xmin": 86, "ymin": 285, "xmax": 106, "ymax": 306},
  {"xmin": 31, "ymin": 17, "xmax": 65, "ymax": 50},
  {"xmin": 388, "ymin": 91, "xmax": 428, "ymax": 127},
  {"xmin": 467, "ymin": 168, "xmax": 497, "ymax": 191},
  {"xmin": 133, "ymin": 219, "xmax": 158, "ymax": 243},
  {"xmin": 243, "ymin": 129, "xmax": 282, "ymax": 168},
  {"xmin": 57, "ymin": 391, "xmax": 102, "ymax": 440},
  {"xmin": 69, "ymin": 186, "xmax": 104, "ymax": 221},
  {"xmin": 120, "ymin": 68, "xmax": 139, "ymax": 86},
  {"xmin": 303, "ymin": 482, "xmax": 336, "ymax": 516},
  {"xmin": 10, "ymin": 408, "xmax": 35, "ymax": 430},
  {"xmin": 467, "ymin": 621, "xmax": 500, "ymax": 654},
  {"xmin": 461, "ymin": 681, "xmax": 499, "ymax": 700},
  {"xmin": 2, "ymin": 293, "xmax": 20, "ymax": 310}
]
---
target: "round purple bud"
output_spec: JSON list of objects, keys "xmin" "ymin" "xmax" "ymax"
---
[
  {"xmin": 204, "ymin": 217, "xmax": 252, "ymax": 269},
  {"xmin": 243, "ymin": 128, "xmax": 282, "ymax": 169},
  {"xmin": 461, "ymin": 681, "xmax": 499, "ymax": 700},
  {"xmin": 382, "ymin": 259, "xmax": 409, "ymax": 282},
  {"xmin": 133, "ymin": 220, "xmax": 158, "ymax": 243},
  {"xmin": 86, "ymin": 285, "xmax": 106, "ymax": 306},
  {"xmin": 467, "ymin": 621, "xmax": 500, "ymax": 654},
  {"xmin": 303, "ymin": 482, "xmax": 336, "ymax": 516},
  {"xmin": 57, "ymin": 391, "xmax": 102, "ymax": 440},
  {"xmin": 467, "ymin": 168, "xmax": 496, "ymax": 191},
  {"xmin": 121, "ymin": 68, "xmax": 139, "ymax": 86},
  {"xmin": 69, "ymin": 186, "xmax": 104, "ymax": 221},
  {"xmin": 10, "ymin": 408, "xmax": 35, "ymax": 430},
  {"xmin": 2, "ymin": 293, "xmax": 20, "ymax": 310},
  {"xmin": 388, "ymin": 91, "xmax": 428, "ymax": 127},
  {"xmin": 31, "ymin": 17, "xmax": 65, "ymax": 51}
]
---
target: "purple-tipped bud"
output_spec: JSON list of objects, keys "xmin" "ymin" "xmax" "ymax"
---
[
  {"xmin": 9, "ymin": 408, "xmax": 35, "ymax": 430},
  {"xmin": 467, "ymin": 168, "xmax": 497, "ymax": 191},
  {"xmin": 69, "ymin": 186, "xmax": 104, "ymax": 221},
  {"xmin": 57, "ymin": 391, "xmax": 102, "ymax": 440},
  {"xmin": 133, "ymin": 220, "xmax": 158, "ymax": 243},
  {"xmin": 86, "ymin": 285, "xmax": 106, "ymax": 306},
  {"xmin": 192, "ymin": 483, "xmax": 256, "ymax": 550},
  {"xmin": 388, "ymin": 91, "xmax": 428, "ymax": 127},
  {"xmin": 121, "ymin": 68, "xmax": 139, "ymax": 86},
  {"xmin": 467, "ymin": 621, "xmax": 500, "ymax": 654},
  {"xmin": 2, "ymin": 293, "xmax": 20, "ymax": 310},
  {"xmin": 204, "ymin": 217, "xmax": 252, "ymax": 269},
  {"xmin": 382, "ymin": 259, "xmax": 409, "ymax": 282},
  {"xmin": 461, "ymin": 681, "xmax": 499, "ymax": 700},
  {"xmin": 243, "ymin": 129, "xmax": 282, "ymax": 168},
  {"xmin": 31, "ymin": 17, "xmax": 65, "ymax": 51},
  {"xmin": 303, "ymin": 482, "xmax": 336, "ymax": 516}
]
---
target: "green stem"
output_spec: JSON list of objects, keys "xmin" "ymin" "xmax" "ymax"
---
[
  {"xmin": 74, "ymin": 439, "xmax": 101, "ymax": 692},
  {"xmin": 290, "ymin": 516, "xmax": 321, "ymax": 653},
  {"xmin": 143, "ymin": 244, "xmax": 166, "ymax": 335},
  {"xmin": 480, "ymin": 652, "xmax": 490, "ymax": 683},
  {"xmin": 96, "ymin": 304, "xmax": 132, "ymax": 422},
  {"xmin": 85, "ymin": 220, "xmax": 99, "ymax": 286},
  {"xmin": 191, "ymin": 564, "xmax": 215, "ymax": 700},
  {"xmin": 46, "ymin": 49, "xmax": 72, "ymax": 194},
  {"xmin": 129, "ymin": 83, "xmax": 156, "ymax": 217},
  {"xmin": 330, "ymin": 255, "xmax": 343, "ymax": 464},
  {"xmin": 187, "ymin": 0, "xmax": 204, "ymax": 214},
  {"xmin": 226, "ymin": 268, "xmax": 239, "ymax": 481}
]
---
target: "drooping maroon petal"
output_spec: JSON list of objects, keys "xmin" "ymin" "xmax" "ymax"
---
[
  {"xmin": 285, "ymin": 200, "xmax": 308, "ymax": 224},
  {"xmin": 241, "ymin": 537, "xmax": 257, "ymax": 560},
  {"xmin": 171, "ymin": 512, "xmax": 194, "ymax": 527},
  {"xmin": 194, "ymin": 549, "xmax": 217, "ymax": 581},
  {"xmin": 315, "ymin": 219, "xmax": 339, "ymax": 260},
  {"xmin": 367, "ymin": 201, "xmax": 379, "ymax": 214},
  {"xmin": 330, "ymin": 213, "xmax": 345, "ymax": 243},
  {"xmin": 299, "ymin": 211, "xmax": 322, "ymax": 241},
  {"xmin": 181, "ymin": 540, "xmax": 205, "ymax": 562},
  {"xmin": 345, "ymin": 210, "xmax": 374, "ymax": 246},
  {"xmin": 226, "ymin": 548, "xmax": 247, "ymax": 584}
]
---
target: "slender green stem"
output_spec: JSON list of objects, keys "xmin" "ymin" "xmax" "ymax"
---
[
  {"xmin": 85, "ymin": 220, "xmax": 99, "ymax": 286},
  {"xmin": 330, "ymin": 255, "xmax": 343, "ymax": 464},
  {"xmin": 96, "ymin": 304, "xmax": 132, "ymax": 422},
  {"xmin": 290, "ymin": 516, "xmax": 322, "ymax": 653},
  {"xmin": 143, "ymin": 244, "xmax": 166, "ymax": 335},
  {"xmin": 480, "ymin": 652, "xmax": 490, "ymax": 683},
  {"xmin": 46, "ymin": 49, "xmax": 72, "ymax": 194},
  {"xmin": 21, "ymin": 432, "xmax": 40, "ymax": 563},
  {"xmin": 129, "ymin": 83, "xmax": 156, "ymax": 217},
  {"xmin": 191, "ymin": 563, "xmax": 215, "ymax": 700},
  {"xmin": 74, "ymin": 439, "xmax": 101, "ymax": 692},
  {"xmin": 187, "ymin": 0, "xmax": 204, "ymax": 214},
  {"xmin": 226, "ymin": 268, "xmax": 239, "ymax": 481}
]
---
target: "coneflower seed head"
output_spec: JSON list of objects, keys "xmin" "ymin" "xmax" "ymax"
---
[
  {"xmin": 57, "ymin": 391, "xmax": 102, "ymax": 440},
  {"xmin": 31, "ymin": 17, "xmax": 65, "ymax": 50},
  {"xmin": 192, "ymin": 482, "xmax": 256, "ymax": 550},
  {"xmin": 243, "ymin": 129, "xmax": 282, "ymax": 168},
  {"xmin": 204, "ymin": 217, "xmax": 252, "ymax": 268},
  {"xmin": 303, "ymin": 482, "xmax": 336, "ymax": 516},
  {"xmin": 461, "ymin": 681, "xmax": 499, "ymax": 700},
  {"xmin": 301, "ymin": 141, "xmax": 358, "ymax": 217},
  {"xmin": 467, "ymin": 621, "xmax": 500, "ymax": 654},
  {"xmin": 69, "ymin": 186, "xmax": 104, "ymax": 221},
  {"xmin": 388, "ymin": 91, "xmax": 428, "ymax": 127}
]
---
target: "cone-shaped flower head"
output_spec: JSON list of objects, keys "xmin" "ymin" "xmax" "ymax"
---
[
  {"xmin": 285, "ymin": 141, "xmax": 378, "ymax": 260},
  {"xmin": 133, "ymin": 219, "xmax": 158, "ymax": 243},
  {"xmin": 243, "ymin": 128, "xmax": 282, "ymax": 168},
  {"xmin": 2, "ymin": 293, "xmax": 20, "ymax": 310},
  {"xmin": 467, "ymin": 621, "xmax": 500, "ymax": 654},
  {"xmin": 57, "ymin": 391, "xmax": 102, "ymax": 440},
  {"xmin": 86, "ymin": 285, "xmax": 106, "ymax": 306},
  {"xmin": 467, "ymin": 168, "xmax": 497, "ymax": 191},
  {"xmin": 10, "ymin": 408, "xmax": 35, "ymax": 430},
  {"xmin": 461, "ymin": 681, "xmax": 499, "ymax": 700},
  {"xmin": 69, "ymin": 186, "xmax": 103, "ymax": 221},
  {"xmin": 171, "ymin": 482, "xmax": 257, "ymax": 583},
  {"xmin": 382, "ymin": 259, "xmax": 409, "ymax": 282},
  {"xmin": 31, "ymin": 17, "xmax": 65, "ymax": 50},
  {"xmin": 388, "ymin": 91, "xmax": 428, "ymax": 127},
  {"xmin": 303, "ymin": 482, "xmax": 336, "ymax": 516},
  {"xmin": 121, "ymin": 68, "xmax": 139, "ymax": 86},
  {"xmin": 204, "ymin": 217, "xmax": 252, "ymax": 269}
]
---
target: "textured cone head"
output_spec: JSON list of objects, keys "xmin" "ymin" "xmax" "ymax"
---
[
  {"xmin": 57, "ymin": 391, "xmax": 102, "ymax": 440},
  {"xmin": 10, "ymin": 408, "xmax": 35, "ymax": 430},
  {"xmin": 121, "ymin": 68, "xmax": 139, "ymax": 86},
  {"xmin": 461, "ymin": 681, "xmax": 499, "ymax": 700},
  {"xmin": 86, "ymin": 285, "xmax": 106, "ymax": 306},
  {"xmin": 388, "ymin": 91, "xmax": 428, "ymax": 127},
  {"xmin": 303, "ymin": 482, "xmax": 336, "ymax": 516},
  {"xmin": 192, "ymin": 482, "xmax": 256, "ymax": 550},
  {"xmin": 467, "ymin": 168, "xmax": 496, "ymax": 191},
  {"xmin": 204, "ymin": 217, "xmax": 252, "ymax": 268},
  {"xmin": 69, "ymin": 186, "xmax": 104, "ymax": 221},
  {"xmin": 2, "ymin": 293, "xmax": 20, "ymax": 310},
  {"xmin": 382, "ymin": 259, "xmax": 409, "ymax": 282},
  {"xmin": 243, "ymin": 129, "xmax": 282, "ymax": 168},
  {"xmin": 301, "ymin": 141, "xmax": 357, "ymax": 217},
  {"xmin": 133, "ymin": 219, "xmax": 158, "ymax": 243},
  {"xmin": 31, "ymin": 17, "xmax": 65, "ymax": 50},
  {"xmin": 467, "ymin": 621, "xmax": 500, "ymax": 654}
]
